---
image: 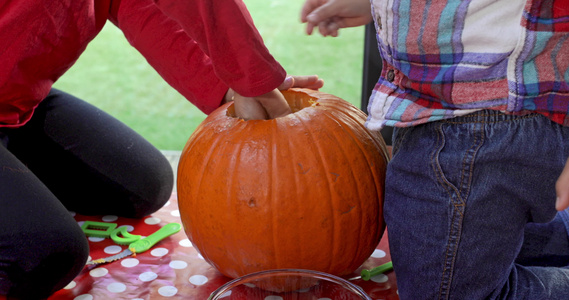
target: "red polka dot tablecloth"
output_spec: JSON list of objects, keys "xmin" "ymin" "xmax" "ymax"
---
[{"xmin": 41, "ymin": 193, "xmax": 399, "ymax": 300}]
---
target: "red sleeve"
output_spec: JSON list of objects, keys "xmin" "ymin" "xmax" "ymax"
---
[
  {"xmin": 152, "ymin": 0, "xmax": 287, "ymax": 97},
  {"xmin": 109, "ymin": 0, "xmax": 229, "ymax": 114}
]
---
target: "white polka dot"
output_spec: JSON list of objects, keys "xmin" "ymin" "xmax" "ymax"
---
[
  {"xmin": 189, "ymin": 275, "xmax": 208, "ymax": 285},
  {"xmin": 64, "ymin": 281, "xmax": 76, "ymax": 289},
  {"xmin": 118, "ymin": 225, "xmax": 135, "ymax": 232},
  {"xmin": 150, "ymin": 247, "xmax": 169, "ymax": 257},
  {"xmin": 170, "ymin": 210, "xmax": 180, "ymax": 217},
  {"xmin": 169, "ymin": 260, "xmax": 188, "ymax": 269},
  {"xmin": 219, "ymin": 291, "xmax": 232, "ymax": 298},
  {"xmin": 158, "ymin": 286, "xmax": 178, "ymax": 297},
  {"xmin": 264, "ymin": 296, "xmax": 283, "ymax": 300},
  {"xmin": 121, "ymin": 258, "xmax": 139, "ymax": 268},
  {"xmin": 371, "ymin": 273, "xmax": 389, "ymax": 283},
  {"xmin": 139, "ymin": 271, "xmax": 158, "ymax": 282},
  {"xmin": 74, "ymin": 295, "xmax": 93, "ymax": 300},
  {"xmin": 107, "ymin": 282, "xmax": 127, "ymax": 293},
  {"xmin": 144, "ymin": 217, "xmax": 161, "ymax": 225},
  {"xmin": 244, "ymin": 283, "xmax": 256, "ymax": 288},
  {"xmin": 197, "ymin": 253, "xmax": 204, "ymax": 260},
  {"xmin": 102, "ymin": 215, "xmax": 118, "ymax": 222},
  {"xmin": 104, "ymin": 245, "xmax": 123, "ymax": 254},
  {"xmin": 132, "ymin": 298, "xmax": 144, "ymax": 300},
  {"xmin": 88, "ymin": 237, "xmax": 105, "ymax": 242},
  {"xmin": 371, "ymin": 249, "xmax": 386, "ymax": 258},
  {"xmin": 164, "ymin": 200, "xmax": 171, "ymax": 207},
  {"xmin": 89, "ymin": 268, "xmax": 108, "ymax": 277},
  {"xmin": 179, "ymin": 239, "xmax": 193, "ymax": 247}
]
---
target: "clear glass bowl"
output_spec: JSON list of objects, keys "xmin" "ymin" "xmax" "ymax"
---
[{"xmin": 208, "ymin": 269, "xmax": 372, "ymax": 300}]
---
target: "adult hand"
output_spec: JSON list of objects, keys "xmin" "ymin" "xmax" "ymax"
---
[
  {"xmin": 227, "ymin": 75, "xmax": 324, "ymax": 120},
  {"xmin": 300, "ymin": 0, "xmax": 373, "ymax": 37},
  {"xmin": 556, "ymin": 157, "xmax": 569, "ymax": 211}
]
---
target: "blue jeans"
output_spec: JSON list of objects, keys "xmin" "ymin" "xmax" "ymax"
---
[{"xmin": 385, "ymin": 110, "xmax": 569, "ymax": 299}]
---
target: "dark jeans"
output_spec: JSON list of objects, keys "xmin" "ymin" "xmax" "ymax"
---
[
  {"xmin": 0, "ymin": 89, "xmax": 173, "ymax": 299},
  {"xmin": 385, "ymin": 110, "xmax": 569, "ymax": 299}
]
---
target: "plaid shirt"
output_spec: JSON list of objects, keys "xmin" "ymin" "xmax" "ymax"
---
[{"xmin": 366, "ymin": 0, "xmax": 569, "ymax": 130}]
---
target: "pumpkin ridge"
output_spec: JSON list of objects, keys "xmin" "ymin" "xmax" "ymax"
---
[
  {"xmin": 269, "ymin": 121, "xmax": 281, "ymax": 271},
  {"xmin": 316, "ymin": 108, "xmax": 371, "ymax": 271},
  {"xmin": 279, "ymin": 115, "xmax": 309, "ymax": 269},
  {"xmin": 225, "ymin": 128, "xmax": 248, "ymax": 277},
  {"xmin": 177, "ymin": 123, "xmax": 225, "ymax": 265},
  {"xmin": 318, "ymin": 100, "xmax": 389, "ymax": 189},
  {"xmin": 290, "ymin": 110, "xmax": 337, "ymax": 273},
  {"xmin": 274, "ymin": 119, "xmax": 306, "ymax": 270},
  {"xmin": 318, "ymin": 102, "xmax": 389, "ymax": 238},
  {"xmin": 318, "ymin": 105, "xmax": 387, "ymax": 239},
  {"xmin": 329, "ymin": 102, "xmax": 390, "ymax": 164},
  {"xmin": 287, "ymin": 112, "xmax": 311, "ymax": 269}
]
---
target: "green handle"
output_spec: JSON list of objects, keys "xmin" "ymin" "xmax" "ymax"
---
[
  {"xmin": 361, "ymin": 261, "xmax": 393, "ymax": 281},
  {"xmin": 128, "ymin": 223, "xmax": 182, "ymax": 253}
]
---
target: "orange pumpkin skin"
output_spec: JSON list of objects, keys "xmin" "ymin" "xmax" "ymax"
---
[{"xmin": 177, "ymin": 88, "xmax": 389, "ymax": 280}]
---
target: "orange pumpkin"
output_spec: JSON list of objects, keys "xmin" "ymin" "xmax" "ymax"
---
[{"xmin": 177, "ymin": 88, "xmax": 389, "ymax": 280}]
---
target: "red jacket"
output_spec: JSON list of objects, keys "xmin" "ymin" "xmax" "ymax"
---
[{"xmin": 0, "ymin": 0, "xmax": 286, "ymax": 127}]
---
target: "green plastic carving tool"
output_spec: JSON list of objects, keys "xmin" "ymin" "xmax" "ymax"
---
[
  {"xmin": 110, "ymin": 226, "xmax": 142, "ymax": 245},
  {"xmin": 348, "ymin": 261, "xmax": 394, "ymax": 281},
  {"xmin": 81, "ymin": 221, "xmax": 117, "ymax": 238},
  {"xmin": 86, "ymin": 222, "xmax": 182, "ymax": 266}
]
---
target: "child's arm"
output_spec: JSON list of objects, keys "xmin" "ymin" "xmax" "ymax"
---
[
  {"xmin": 110, "ymin": 0, "xmax": 323, "ymax": 119},
  {"xmin": 108, "ymin": 0, "xmax": 229, "ymax": 114},
  {"xmin": 300, "ymin": 0, "xmax": 373, "ymax": 37},
  {"xmin": 152, "ymin": 0, "xmax": 286, "ymax": 99},
  {"xmin": 112, "ymin": 0, "xmax": 318, "ymax": 119}
]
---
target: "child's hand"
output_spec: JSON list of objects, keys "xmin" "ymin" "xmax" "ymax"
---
[
  {"xmin": 555, "ymin": 157, "xmax": 569, "ymax": 211},
  {"xmin": 300, "ymin": 0, "xmax": 373, "ymax": 37},
  {"xmin": 229, "ymin": 75, "xmax": 324, "ymax": 120},
  {"xmin": 278, "ymin": 75, "xmax": 324, "ymax": 90},
  {"xmin": 233, "ymin": 88, "xmax": 290, "ymax": 120}
]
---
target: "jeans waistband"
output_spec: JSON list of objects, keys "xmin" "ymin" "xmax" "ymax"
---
[{"xmin": 441, "ymin": 109, "xmax": 540, "ymax": 124}]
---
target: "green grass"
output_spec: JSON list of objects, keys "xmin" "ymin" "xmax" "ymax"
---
[{"xmin": 53, "ymin": 0, "xmax": 364, "ymax": 150}]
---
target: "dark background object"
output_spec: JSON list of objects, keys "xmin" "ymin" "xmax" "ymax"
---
[{"xmin": 361, "ymin": 23, "xmax": 393, "ymax": 145}]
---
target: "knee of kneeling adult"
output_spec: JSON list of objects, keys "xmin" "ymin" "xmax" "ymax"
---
[
  {"xmin": 130, "ymin": 173, "xmax": 174, "ymax": 218},
  {"xmin": 129, "ymin": 189, "xmax": 172, "ymax": 218},
  {"xmin": 6, "ymin": 229, "xmax": 89, "ymax": 298},
  {"xmin": 112, "ymin": 156, "xmax": 174, "ymax": 218}
]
